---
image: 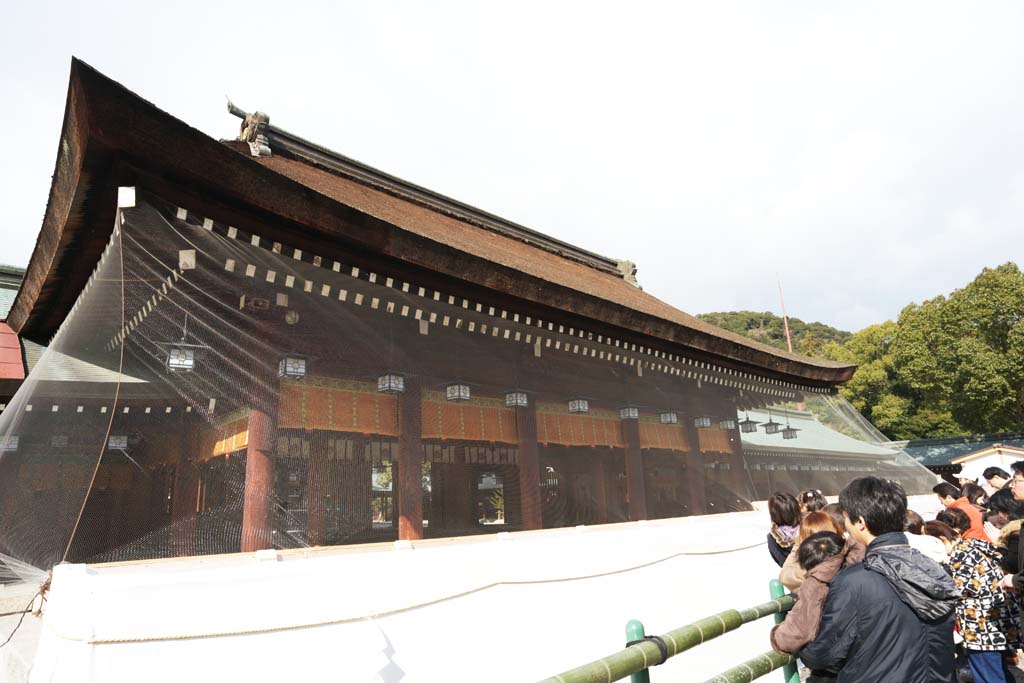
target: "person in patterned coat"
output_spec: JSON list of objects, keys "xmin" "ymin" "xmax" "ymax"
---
[{"xmin": 943, "ymin": 507, "xmax": 1021, "ymax": 683}]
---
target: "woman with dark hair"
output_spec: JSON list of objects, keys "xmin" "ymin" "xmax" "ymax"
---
[
  {"xmin": 767, "ymin": 492, "xmax": 801, "ymax": 567},
  {"xmin": 904, "ymin": 510, "xmax": 947, "ymax": 563},
  {"xmin": 780, "ymin": 511, "xmax": 863, "ymax": 591},
  {"xmin": 823, "ymin": 503, "xmax": 846, "ymax": 535},
  {"xmin": 924, "ymin": 519, "xmax": 959, "ymax": 561},
  {"xmin": 989, "ymin": 487, "xmax": 1024, "ymax": 574},
  {"xmin": 799, "ymin": 489, "xmax": 827, "ymax": 515},
  {"xmin": 943, "ymin": 505, "xmax": 1021, "ymax": 682},
  {"xmin": 962, "ymin": 482, "xmax": 989, "ymax": 509}
]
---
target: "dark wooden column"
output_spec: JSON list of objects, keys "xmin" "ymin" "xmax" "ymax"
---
[
  {"xmin": 589, "ymin": 455, "xmax": 610, "ymax": 524},
  {"xmin": 682, "ymin": 418, "xmax": 707, "ymax": 516},
  {"xmin": 241, "ymin": 408, "xmax": 276, "ymax": 552},
  {"xmin": 305, "ymin": 431, "xmax": 329, "ymax": 546},
  {"xmin": 397, "ymin": 377, "xmax": 424, "ymax": 540},
  {"xmin": 515, "ymin": 403, "xmax": 543, "ymax": 530},
  {"xmin": 621, "ymin": 418, "xmax": 647, "ymax": 521},
  {"xmin": 171, "ymin": 422, "xmax": 201, "ymax": 557}
]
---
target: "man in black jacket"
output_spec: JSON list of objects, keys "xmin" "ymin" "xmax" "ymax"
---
[{"xmin": 800, "ymin": 477, "xmax": 958, "ymax": 682}]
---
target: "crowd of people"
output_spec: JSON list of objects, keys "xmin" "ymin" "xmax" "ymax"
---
[{"xmin": 766, "ymin": 465, "xmax": 1024, "ymax": 683}]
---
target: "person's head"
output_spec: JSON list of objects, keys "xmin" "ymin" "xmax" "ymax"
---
[
  {"xmin": 904, "ymin": 510, "xmax": 925, "ymax": 535},
  {"xmin": 797, "ymin": 531, "xmax": 846, "ymax": 572},
  {"xmin": 933, "ymin": 482, "xmax": 961, "ymax": 507},
  {"xmin": 840, "ymin": 477, "xmax": 907, "ymax": 546},
  {"xmin": 798, "ymin": 511, "xmax": 844, "ymax": 543},
  {"xmin": 823, "ymin": 503, "xmax": 846, "ymax": 534},
  {"xmin": 961, "ymin": 482, "xmax": 987, "ymax": 507},
  {"xmin": 936, "ymin": 507, "xmax": 970, "ymax": 535},
  {"xmin": 799, "ymin": 489, "xmax": 827, "ymax": 514},
  {"xmin": 984, "ymin": 467, "xmax": 1011, "ymax": 490},
  {"xmin": 923, "ymin": 520, "xmax": 959, "ymax": 554},
  {"xmin": 985, "ymin": 488, "xmax": 1024, "ymax": 528},
  {"xmin": 1010, "ymin": 461, "xmax": 1024, "ymax": 502},
  {"xmin": 768, "ymin": 492, "xmax": 801, "ymax": 528}
]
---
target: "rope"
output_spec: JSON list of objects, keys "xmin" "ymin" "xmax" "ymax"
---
[{"xmin": 70, "ymin": 540, "xmax": 767, "ymax": 645}]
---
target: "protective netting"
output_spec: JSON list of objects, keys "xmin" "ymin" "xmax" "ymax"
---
[{"xmin": 0, "ymin": 192, "xmax": 938, "ymax": 579}]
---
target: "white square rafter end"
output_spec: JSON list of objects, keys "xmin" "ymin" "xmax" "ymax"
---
[{"xmin": 117, "ymin": 186, "xmax": 136, "ymax": 208}]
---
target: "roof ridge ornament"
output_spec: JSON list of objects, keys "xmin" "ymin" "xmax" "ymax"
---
[
  {"xmin": 616, "ymin": 260, "xmax": 641, "ymax": 288},
  {"xmin": 227, "ymin": 100, "xmax": 271, "ymax": 157}
]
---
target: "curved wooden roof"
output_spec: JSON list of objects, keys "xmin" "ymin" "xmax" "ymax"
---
[{"xmin": 8, "ymin": 59, "xmax": 855, "ymax": 386}]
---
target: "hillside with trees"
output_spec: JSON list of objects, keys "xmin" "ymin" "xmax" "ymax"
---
[
  {"xmin": 696, "ymin": 311, "xmax": 852, "ymax": 357},
  {"xmin": 700, "ymin": 263, "xmax": 1024, "ymax": 440}
]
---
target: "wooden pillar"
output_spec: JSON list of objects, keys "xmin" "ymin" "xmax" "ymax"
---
[
  {"xmin": 397, "ymin": 377, "xmax": 424, "ymax": 540},
  {"xmin": 241, "ymin": 408, "xmax": 276, "ymax": 552},
  {"xmin": 682, "ymin": 419, "xmax": 707, "ymax": 516},
  {"xmin": 621, "ymin": 418, "xmax": 647, "ymax": 521},
  {"xmin": 306, "ymin": 431, "xmax": 329, "ymax": 546},
  {"xmin": 588, "ymin": 454, "xmax": 609, "ymax": 525},
  {"xmin": 515, "ymin": 403, "xmax": 543, "ymax": 530},
  {"xmin": 171, "ymin": 423, "xmax": 201, "ymax": 557},
  {"xmin": 724, "ymin": 421, "xmax": 750, "ymax": 503}
]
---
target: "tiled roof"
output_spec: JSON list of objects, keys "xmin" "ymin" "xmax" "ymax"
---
[
  {"xmin": 740, "ymin": 408, "xmax": 899, "ymax": 458},
  {"xmin": 0, "ymin": 323, "xmax": 25, "ymax": 381},
  {"xmin": 0, "ymin": 288, "xmax": 16, "ymax": 319},
  {"xmin": 898, "ymin": 435, "xmax": 1024, "ymax": 467},
  {"xmin": 255, "ymin": 154, "xmax": 850, "ymax": 374}
]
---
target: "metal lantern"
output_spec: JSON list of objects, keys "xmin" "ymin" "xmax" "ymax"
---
[
  {"xmin": 568, "ymin": 398, "xmax": 589, "ymax": 414},
  {"xmin": 0, "ymin": 436, "xmax": 17, "ymax": 453},
  {"xmin": 693, "ymin": 416, "xmax": 712, "ymax": 429},
  {"xmin": 761, "ymin": 410, "xmax": 782, "ymax": 435},
  {"xmin": 166, "ymin": 346, "xmax": 195, "ymax": 373},
  {"xmin": 659, "ymin": 411, "xmax": 679, "ymax": 425},
  {"xmin": 377, "ymin": 373, "xmax": 405, "ymax": 394},
  {"xmin": 446, "ymin": 383, "xmax": 471, "ymax": 402},
  {"xmin": 278, "ymin": 355, "xmax": 307, "ymax": 380},
  {"xmin": 108, "ymin": 435, "xmax": 129, "ymax": 450},
  {"xmin": 782, "ymin": 424, "xmax": 800, "ymax": 440},
  {"xmin": 505, "ymin": 391, "xmax": 528, "ymax": 408},
  {"xmin": 738, "ymin": 414, "xmax": 759, "ymax": 433},
  {"xmin": 719, "ymin": 418, "xmax": 737, "ymax": 430},
  {"xmin": 619, "ymin": 406, "xmax": 640, "ymax": 420}
]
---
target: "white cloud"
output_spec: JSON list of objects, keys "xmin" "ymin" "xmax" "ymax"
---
[{"xmin": 1, "ymin": 0, "xmax": 1022, "ymax": 332}]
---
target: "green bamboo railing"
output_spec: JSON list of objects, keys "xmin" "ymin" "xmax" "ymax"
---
[
  {"xmin": 700, "ymin": 651, "xmax": 797, "ymax": 683},
  {"xmin": 537, "ymin": 588, "xmax": 796, "ymax": 683}
]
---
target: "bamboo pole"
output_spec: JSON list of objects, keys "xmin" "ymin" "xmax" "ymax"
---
[
  {"xmin": 701, "ymin": 650, "xmax": 797, "ymax": 683},
  {"xmin": 537, "ymin": 595, "xmax": 795, "ymax": 683}
]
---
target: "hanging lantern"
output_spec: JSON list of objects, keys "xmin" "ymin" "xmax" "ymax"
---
[
  {"xmin": 619, "ymin": 406, "xmax": 640, "ymax": 420},
  {"xmin": 0, "ymin": 436, "xmax": 18, "ymax": 453},
  {"xmin": 762, "ymin": 419, "xmax": 782, "ymax": 435},
  {"xmin": 446, "ymin": 383, "xmax": 471, "ymax": 402},
  {"xmin": 659, "ymin": 411, "xmax": 679, "ymax": 425},
  {"xmin": 738, "ymin": 414, "xmax": 759, "ymax": 433},
  {"xmin": 693, "ymin": 416, "xmax": 712, "ymax": 428},
  {"xmin": 782, "ymin": 424, "xmax": 800, "ymax": 440},
  {"xmin": 108, "ymin": 435, "xmax": 129, "ymax": 450},
  {"xmin": 505, "ymin": 391, "xmax": 528, "ymax": 408},
  {"xmin": 568, "ymin": 398, "xmax": 589, "ymax": 414},
  {"xmin": 719, "ymin": 418, "xmax": 737, "ymax": 430},
  {"xmin": 278, "ymin": 355, "xmax": 307, "ymax": 380},
  {"xmin": 166, "ymin": 346, "xmax": 195, "ymax": 373},
  {"xmin": 377, "ymin": 373, "xmax": 405, "ymax": 394}
]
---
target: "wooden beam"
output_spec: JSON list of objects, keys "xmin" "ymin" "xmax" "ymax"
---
[
  {"xmin": 516, "ymin": 403, "xmax": 543, "ymax": 530},
  {"xmin": 241, "ymin": 407, "xmax": 276, "ymax": 552},
  {"xmin": 621, "ymin": 419, "xmax": 647, "ymax": 521},
  {"xmin": 397, "ymin": 377, "xmax": 424, "ymax": 540}
]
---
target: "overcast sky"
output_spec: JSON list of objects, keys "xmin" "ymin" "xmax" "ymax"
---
[{"xmin": 2, "ymin": 2, "xmax": 1022, "ymax": 332}]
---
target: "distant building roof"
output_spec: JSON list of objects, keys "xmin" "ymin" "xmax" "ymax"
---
[
  {"xmin": 0, "ymin": 264, "xmax": 23, "ymax": 320},
  {"xmin": 741, "ymin": 408, "xmax": 900, "ymax": 459},
  {"xmin": 895, "ymin": 433, "xmax": 1024, "ymax": 467}
]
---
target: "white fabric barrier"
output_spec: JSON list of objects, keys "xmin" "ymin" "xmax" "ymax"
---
[{"xmin": 28, "ymin": 494, "xmax": 943, "ymax": 683}]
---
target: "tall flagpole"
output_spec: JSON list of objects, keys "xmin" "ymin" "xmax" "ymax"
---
[{"xmin": 777, "ymin": 275, "xmax": 793, "ymax": 354}]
